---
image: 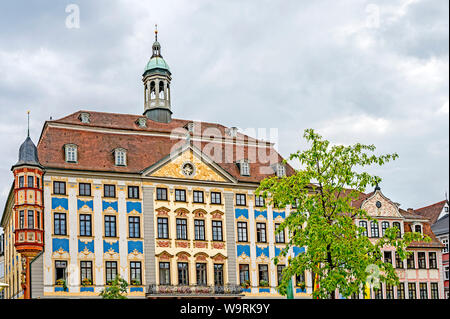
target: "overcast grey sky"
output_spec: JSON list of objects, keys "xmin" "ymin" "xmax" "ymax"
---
[{"xmin": 0, "ymin": 0, "xmax": 448, "ymax": 219}]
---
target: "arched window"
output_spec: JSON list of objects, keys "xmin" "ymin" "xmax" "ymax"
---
[
  {"xmin": 381, "ymin": 221, "xmax": 390, "ymax": 236},
  {"xmin": 359, "ymin": 221, "xmax": 368, "ymax": 237},
  {"xmin": 393, "ymin": 222, "xmax": 402, "ymax": 238},
  {"xmin": 371, "ymin": 221, "xmax": 379, "ymax": 238},
  {"xmin": 159, "ymin": 81, "xmax": 165, "ymax": 99},
  {"xmin": 150, "ymin": 81, "xmax": 156, "ymax": 99}
]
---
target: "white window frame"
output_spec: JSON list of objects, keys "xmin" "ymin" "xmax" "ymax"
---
[
  {"xmin": 276, "ymin": 163, "xmax": 286, "ymax": 177},
  {"xmin": 114, "ymin": 148, "xmax": 127, "ymax": 166},
  {"xmin": 441, "ymin": 237, "xmax": 448, "ymax": 254},
  {"xmin": 65, "ymin": 144, "xmax": 77, "ymax": 163},
  {"xmin": 239, "ymin": 160, "xmax": 250, "ymax": 176}
]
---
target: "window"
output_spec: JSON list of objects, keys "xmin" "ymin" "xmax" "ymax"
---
[
  {"xmin": 397, "ymin": 283, "xmax": 405, "ymax": 299},
  {"xmin": 65, "ymin": 144, "xmax": 77, "ymax": 163},
  {"xmin": 408, "ymin": 283, "xmax": 417, "ymax": 299},
  {"xmin": 359, "ymin": 221, "xmax": 368, "ymax": 237},
  {"xmin": 214, "ymin": 264, "xmax": 224, "ymax": 286},
  {"xmin": 193, "ymin": 190, "xmax": 204, "ymax": 203},
  {"xmin": 36, "ymin": 211, "xmax": 40, "ymax": 229},
  {"xmin": 374, "ymin": 284, "xmax": 383, "ymax": 299},
  {"xmin": 239, "ymin": 160, "xmax": 250, "ymax": 176},
  {"xmin": 258, "ymin": 264, "xmax": 269, "ymax": 286},
  {"xmin": 27, "ymin": 176, "xmax": 34, "ymax": 188},
  {"xmin": 19, "ymin": 210, "xmax": 25, "ymax": 229},
  {"xmin": 428, "ymin": 252, "xmax": 437, "ymax": 269},
  {"xmin": 157, "ymin": 218, "xmax": 169, "ymax": 239},
  {"xmin": 176, "ymin": 219, "xmax": 188, "ymax": 240},
  {"xmin": 418, "ymin": 252, "xmax": 426, "ymax": 269},
  {"xmin": 178, "ymin": 262, "xmax": 189, "ymax": 285},
  {"xmin": 276, "ymin": 164, "xmax": 286, "ymax": 177},
  {"xmin": 104, "ymin": 184, "xmax": 116, "ymax": 198},
  {"xmin": 55, "ymin": 261, "xmax": 67, "ymax": 284},
  {"xmin": 156, "ymin": 188, "xmax": 168, "ymax": 201},
  {"xmin": 159, "ymin": 262, "xmax": 170, "ymax": 285},
  {"xmin": 212, "ymin": 221, "xmax": 223, "ymax": 241},
  {"xmin": 239, "ymin": 264, "xmax": 250, "ymax": 286},
  {"xmin": 419, "ymin": 283, "xmax": 428, "ymax": 299},
  {"xmin": 256, "ymin": 223, "xmax": 267, "ymax": 243},
  {"xmin": 104, "ymin": 215, "xmax": 116, "ymax": 237},
  {"xmin": 80, "ymin": 261, "xmax": 92, "ymax": 283},
  {"xmin": 237, "ymin": 222, "xmax": 248, "ymax": 242},
  {"xmin": 386, "ymin": 284, "xmax": 394, "ymax": 299},
  {"xmin": 196, "ymin": 263, "xmax": 207, "ymax": 286},
  {"xmin": 114, "ymin": 148, "xmax": 126, "ymax": 166},
  {"xmin": 445, "ymin": 266, "xmax": 449, "ymax": 281},
  {"xmin": 430, "ymin": 283, "xmax": 439, "ymax": 299},
  {"xmin": 407, "ymin": 253, "xmax": 415, "ymax": 269},
  {"xmin": 128, "ymin": 186, "xmax": 139, "ymax": 199},
  {"xmin": 175, "ymin": 189, "xmax": 186, "ymax": 202},
  {"xmin": 381, "ymin": 221, "xmax": 389, "ymax": 236},
  {"xmin": 296, "ymin": 272, "xmax": 305, "ymax": 287},
  {"xmin": 277, "ymin": 265, "xmax": 285, "ymax": 286},
  {"xmin": 130, "ymin": 261, "xmax": 142, "ymax": 285},
  {"xmin": 414, "ymin": 224, "xmax": 422, "ymax": 234},
  {"xmin": 442, "ymin": 238, "xmax": 448, "ymax": 253},
  {"xmin": 105, "ymin": 261, "xmax": 118, "ymax": 283},
  {"xmin": 194, "ymin": 220, "xmax": 205, "ymax": 241},
  {"xmin": 211, "ymin": 192, "xmax": 221, "ymax": 204},
  {"xmin": 79, "ymin": 183, "xmax": 91, "ymax": 196},
  {"xmin": 384, "ymin": 251, "xmax": 392, "ymax": 264},
  {"xmin": 370, "ymin": 221, "xmax": 379, "ymax": 238},
  {"xmin": 393, "ymin": 222, "xmax": 401, "ymax": 238},
  {"xmin": 54, "ymin": 181, "xmax": 66, "ymax": 195},
  {"xmin": 255, "ymin": 196, "xmax": 264, "ymax": 207},
  {"xmin": 36, "ymin": 177, "xmax": 40, "ymax": 189},
  {"xmin": 54, "ymin": 213, "xmax": 67, "ymax": 235},
  {"xmin": 395, "ymin": 253, "xmax": 404, "ymax": 269},
  {"xmin": 27, "ymin": 210, "xmax": 34, "ymax": 229},
  {"xmin": 275, "ymin": 223, "xmax": 285, "ymax": 243},
  {"xmin": 236, "ymin": 194, "xmax": 246, "ymax": 206},
  {"xmin": 129, "ymin": 216, "xmax": 140, "ymax": 238},
  {"xmin": 19, "ymin": 176, "xmax": 24, "ymax": 188},
  {"xmin": 79, "ymin": 214, "xmax": 92, "ymax": 236}
]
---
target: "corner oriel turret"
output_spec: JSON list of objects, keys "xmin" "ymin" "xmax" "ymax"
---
[
  {"xmin": 11, "ymin": 112, "xmax": 44, "ymax": 299},
  {"xmin": 143, "ymin": 25, "xmax": 172, "ymax": 123}
]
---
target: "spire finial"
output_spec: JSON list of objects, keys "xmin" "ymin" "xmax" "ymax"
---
[
  {"xmin": 27, "ymin": 110, "xmax": 30, "ymax": 137},
  {"xmin": 155, "ymin": 24, "xmax": 158, "ymax": 41}
]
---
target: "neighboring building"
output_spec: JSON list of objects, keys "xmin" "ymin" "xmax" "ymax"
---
[
  {"xmin": 415, "ymin": 200, "xmax": 449, "ymax": 298},
  {"xmin": 1, "ymin": 231, "xmax": 5, "ymax": 299},
  {"xmin": 351, "ymin": 187, "xmax": 445, "ymax": 299},
  {"xmin": 0, "ymin": 29, "xmax": 305, "ymax": 299}
]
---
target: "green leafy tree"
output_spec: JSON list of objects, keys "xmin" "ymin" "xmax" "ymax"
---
[
  {"xmin": 257, "ymin": 129, "xmax": 427, "ymax": 299},
  {"xmin": 99, "ymin": 275, "xmax": 128, "ymax": 299}
]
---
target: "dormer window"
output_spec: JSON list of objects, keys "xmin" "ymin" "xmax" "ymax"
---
[
  {"xmin": 225, "ymin": 127, "xmax": 238, "ymax": 138},
  {"xmin": 238, "ymin": 159, "xmax": 250, "ymax": 176},
  {"xmin": 64, "ymin": 144, "xmax": 78, "ymax": 163},
  {"xmin": 79, "ymin": 112, "xmax": 90, "ymax": 124},
  {"xmin": 414, "ymin": 224, "xmax": 422, "ymax": 234},
  {"xmin": 114, "ymin": 148, "xmax": 127, "ymax": 166},
  {"xmin": 136, "ymin": 117, "xmax": 147, "ymax": 128},
  {"xmin": 275, "ymin": 163, "xmax": 286, "ymax": 177}
]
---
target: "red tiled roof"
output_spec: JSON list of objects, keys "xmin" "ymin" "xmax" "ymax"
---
[
  {"xmin": 37, "ymin": 110, "xmax": 294, "ymax": 183},
  {"xmin": 414, "ymin": 200, "xmax": 448, "ymax": 224}
]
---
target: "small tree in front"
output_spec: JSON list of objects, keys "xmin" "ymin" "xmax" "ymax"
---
[
  {"xmin": 99, "ymin": 275, "xmax": 128, "ymax": 299},
  {"xmin": 257, "ymin": 129, "xmax": 427, "ymax": 299}
]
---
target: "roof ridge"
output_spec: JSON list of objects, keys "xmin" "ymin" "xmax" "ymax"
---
[{"xmin": 415, "ymin": 200, "xmax": 447, "ymax": 212}]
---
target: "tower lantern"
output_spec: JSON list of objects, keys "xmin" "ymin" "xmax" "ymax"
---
[
  {"xmin": 143, "ymin": 25, "xmax": 172, "ymax": 123},
  {"xmin": 11, "ymin": 111, "xmax": 44, "ymax": 299}
]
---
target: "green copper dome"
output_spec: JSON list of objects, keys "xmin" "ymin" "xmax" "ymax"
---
[{"xmin": 145, "ymin": 56, "xmax": 170, "ymax": 72}]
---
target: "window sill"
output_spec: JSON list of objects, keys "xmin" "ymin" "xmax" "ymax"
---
[{"xmin": 103, "ymin": 236, "xmax": 120, "ymax": 240}]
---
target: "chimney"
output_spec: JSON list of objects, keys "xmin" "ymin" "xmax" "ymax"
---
[{"xmin": 407, "ymin": 208, "xmax": 414, "ymax": 212}]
